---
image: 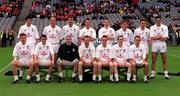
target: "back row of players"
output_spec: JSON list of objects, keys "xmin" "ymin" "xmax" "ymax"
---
[{"xmin": 11, "ymin": 16, "xmax": 169, "ymax": 84}]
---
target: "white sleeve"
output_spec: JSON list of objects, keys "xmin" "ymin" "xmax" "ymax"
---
[
  {"xmin": 98, "ymin": 29, "xmax": 102, "ymax": 39},
  {"xmin": 111, "ymin": 47, "xmax": 116, "ymax": 59},
  {"xmin": 142, "ymin": 46, "xmax": 146, "ymax": 59},
  {"xmin": 164, "ymin": 26, "xmax": 169, "ymax": 38},
  {"xmin": 49, "ymin": 44, "xmax": 54, "ymax": 55},
  {"xmin": 109, "ymin": 47, "xmax": 114, "ymax": 59},
  {"xmin": 130, "ymin": 31, "xmax": 134, "ymax": 43},
  {"xmin": 34, "ymin": 26, "xmax": 39, "ymax": 39},
  {"xmin": 95, "ymin": 47, "xmax": 100, "ymax": 58},
  {"xmin": 34, "ymin": 44, "xmax": 39, "ymax": 55},
  {"xmin": 128, "ymin": 46, "xmax": 133, "ymax": 59},
  {"xmin": 147, "ymin": 29, "xmax": 151, "ymax": 40},
  {"xmin": 92, "ymin": 46, "xmax": 96, "ymax": 58},
  {"xmin": 150, "ymin": 26, "xmax": 154, "ymax": 38},
  {"xmin": 77, "ymin": 26, "xmax": 80, "ymax": 38},
  {"xmin": 126, "ymin": 47, "xmax": 129, "ymax": 59},
  {"xmin": 30, "ymin": 45, "xmax": 35, "ymax": 55},
  {"xmin": 42, "ymin": 27, "xmax": 47, "ymax": 35},
  {"xmin": 92, "ymin": 29, "xmax": 96, "ymax": 39},
  {"xmin": 79, "ymin": 29, "xmax": 83, "ymax": 38},
  {"xmin": 12, "ymin": 44, "xmax": 18, "ymax": 56},
  {"xmin": 78, "ymin": 46, "xmax": 83, "ymax": 58},
  {"xmin": 17, "ymin": 26, "xmax": 22, "ymax": 38}
]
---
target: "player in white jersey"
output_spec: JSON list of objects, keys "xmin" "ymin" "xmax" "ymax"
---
[
  {"xmin": 34, "ymin": 35, "xmax": 55, "ymax": 83},
  {"xmin": 12, "ymin": 33, "xmax": 34, "ymax": 84},
  {"xmin": 150, "ymin": 16, "xmax": 170, "ymax": 79},
  {"xmin": 79, "ymin": 18, "xmax": 96, "ymax": 44},
  {"xmin": 112, "ymin": 36, "xmax": 131, "ymax": 82},
  {"xmin": 18, "ymin": 16, "xmax": 39, "ymax": 77},
  {"xmin": 134, "ymin": 18, "xmax": 150, "ymax": 61},
  {"xmin": 98, "ymin": 18, "xmax": 116, "ymax": 46},
  {"xmin": 96, "ymin": 35, "xmax": 114, "ymax": 82},
  {"xmin": 18, "ymin": 16, "xmax": 39, "ymax": 45},
  {"xmin": 116, "ymin": 20, "xmax": 133, "ymax": 46},
  {"xmin": 78, "ymin": 36, "xmax": 97, "ymax": 82},
  {"xmin": 62, "ymin": 17, "xmax": 80, "ymax": 46},
  {"xmin": 43, "ymin": 17, "xmax": 62, "ymax": 64},
  {"xmin": 129, "ymin": 36, "xmax": 149, "ymax": 83}
]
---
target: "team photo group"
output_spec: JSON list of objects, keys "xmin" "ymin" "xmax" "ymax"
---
[{"xmin": 11, "ymin": 15, "xmax": 170, "ymax": 84}]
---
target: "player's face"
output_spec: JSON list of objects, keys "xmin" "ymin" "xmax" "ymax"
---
[
  {"xmin": 66, "ymin": 36, "xmax": 72, "ymax": 44},
  {"xmin": 122, "ymin": 22, "xmax": 129, "ymax": 29},
  {"xmin": 85, "ymin": 20, "xmax": 91, "ymax": 28},
  {"xmin": 155, "ymin": 18, "xmax": 161, "ymax": 25},
  {"xmin": 101, "ymin": 37, "xmax": 108, "ymax": 46},
  {"xmin": 84, "ymin": 37, "xmax": 90, "ymax": 44},
  {"xmin": 20, "ymin": 35, "xmax": 27, "ymax": 43},
  {"xmin": 67, "ymin": 18, "xmax": 73, "ymax": 26},
  {"xmin": 26, "ymin": 19, "xmax": 32, "ymax": 26},
  {"xmin": 134, "ymin": 37, "xmax": 141, "ymax": 45},
  {"xmin": 50, "ymin": 17, "xmax": 56, "ymax": 26},
  {"xmin": 140, "ymin": 21, "xmax": 146, "ymax": 28},
  {"xmin": 41, "ymin": 37, "xmax": 47, "ymax": 44},
  {"xmin": 103, "ymin": 20, "xmax": 110, "ymax": 27},
  {"xmin": 118, "ymin": 37, "xmax": 124, "ymax": 44}
]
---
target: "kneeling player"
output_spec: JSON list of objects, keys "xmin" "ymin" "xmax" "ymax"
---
[
  {"xmin": 113, "ymin": 36, "xmax": 131, "ymax": 82},
  {"xmin": 34, "ymin": 35, "xmax": 55, "ymax": 83},
  {"xmin": 78, "ymin": 36, "xmax": 97, "ymax": 82},
  {"xmin": 12, "ymin": 33, "xmax": 34, "ymax": 84},
  {"xmin": 129, "ymin": 36, "xmax": 149, "ymax": 83}
]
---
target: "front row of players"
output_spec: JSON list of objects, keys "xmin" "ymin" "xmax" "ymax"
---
[{"xmin": 12, "ymin": 33, "xmax": 150, "ymax": 84}]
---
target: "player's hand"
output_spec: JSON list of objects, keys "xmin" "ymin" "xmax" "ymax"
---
[{"xmin": 160, "ymin": 37, "xmax": 167, "ymax": 41}]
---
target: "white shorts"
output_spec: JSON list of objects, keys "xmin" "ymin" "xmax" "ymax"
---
[
  {"xmin": 51, "ymin": 43, "xmax": 60, "ymax": 54},
  {"xmin": 38, "ymin": 59, "xmax": 51, "ymax": 66},
  {"xmin": 152, "ymin": 43, "xmax": 167, "ymax": 53},
  {"xmin": 19, "ymin": 59, "xmax": 32, "ymax": 66}
]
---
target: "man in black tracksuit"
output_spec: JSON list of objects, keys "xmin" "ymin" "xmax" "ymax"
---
[{"xmin": 57, "ymin": 35, "xmax": 79, "ymax": 82}]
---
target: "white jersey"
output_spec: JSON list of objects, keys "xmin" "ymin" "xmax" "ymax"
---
[
  {"xmin": 134, "ymin": 27, "xmax": 150, "ymax": 46},
  {"xmin": 98, "ymin": 27, "xmax": 116, "ymax": 45},
  {"xmin": 129, "ymin": 44, "xmax": 146, "ymax": 64},
  {"xmin": 13, "ymin": 42, "xmax": 34, "ymax": 60},
  {"xmin": 34, "ymin": 42, "xmax": 54, "ymax": 60},
  {"xmin": 79, "ymin": 27, "xmax": 96, "ymax": 43},
  {"xmin": 43, "ymin": 25, "xmax": 62, "ymax": 44},
  {"xmin": 113, "ymin": 44, "xmax": 129, "ymax": 61},
  {"xmin": 18, "ymin": 24, "xmax": 39, "ymax": 44},
  {"xmin": 150, "ymin": 24, "xmax": 169, "ymax": 45},
  {"xmin": 79, "ymin": 43, "xmax": 96, "ymax": 63},
  {"xmin": 62, "ymin": 24, "xmax": 80, "ymax": 45},
  {"xmin": 116, "ymin": 28, "xmax": 133, "ymax": 46},
  {"xmin": 96, "ymin": 44, "xmax": 114, "ymax": 62}
]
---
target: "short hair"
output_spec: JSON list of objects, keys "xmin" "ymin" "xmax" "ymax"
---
[
  {"xmin": 84, "ymin": 35, "xmax": 90, "ymax": 38},
  {"xmin": 104, "ymin": 17, "xmax": 109, "ymax": 21},
  {"xmin": 102, "ymin": 35, "xmax": 108, "ymax": 38},
  {"xmin": 140, "ymin": 18, "xmax": 146, "ymax": 23},
  {"xmin": 41, "ymin": 34, "xmax": 47, "ymax": 38},
  {"xmin": 19, "ymin": 33, "xmax": 26, "ymax": 37},
  {"xmin": 68, "ymin": 16, "xmax": 74, "ymax": 20},
  {"xmin": 134, "ymin": 35, "xmax": 141, "ymax": 39},
  {"xmin": 117, "ymin": 35, "xmax": 123, "ymax": 40},
  {"xmin": 121, "ymin": 20, "xmax": 129, "ymax": 24},
  {"xmin": 25, "ymin": 16, "xmax": 32, "ymax": 20},
  {"xmin": 85, "ymin": 18, "xmax": 90, "ymax": 21},
  {"xmin": 155, "ymin": 15, "xmax": 161, "ymax": 20}
]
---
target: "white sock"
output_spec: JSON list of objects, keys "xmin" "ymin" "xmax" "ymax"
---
[
  {"xmin": 164, "ymin": 71, "xmax": 168, "ymax": 76},
  {"xmin": 92, "ymin": 75, "xmax": 96, "ymax": 81},
  {"xmin": 36, "ymin": 74, "xmax": 40, "ymax": 81},
  {"xmin": 133, "ymin": 75, "xmax": 136, "ymax": 80},
  {"xmin": 151, "ymin": 71, "xmax": 155, "ymax": 76},
  {"xmin": 14, "ymin": 75, "xmax": 18, "ymax": 81},
  {"xmin": 59, "ymin": 72, "xmax": 63, "ymax": 77},
  {"xmin": 46, "ymin": 74, "xmax": 51, "ymax": 81},
  {"xmin": 79, "ymin": 75, "xmax": 83, "ymax": 81},
  {"xmin": 127, "ymin": 73, "xmax": 131, "ymax": 81},
  {"xmin": 72, "ymin": 73, "xmax": 76, "ymax": 78},
  {"xmin": 98, "ymin": 75, "xmax": 102, "ymax": 81},
  {"xmin": 114, "ymin": 74, "xmax": 119, "ymax": 81},
  {"xmin": 26, "ymin": 75, "xmax": 31, "ymax": 80},
  {"xmin": 110, "ymin": 75, "xmax": 114, "ymax": 81},
  {"xmin": 144, "ymin": 75, "xmax": 148, "ymax": 80},
  {"xmin": 19, "ymin": 70, "xmax": 23, "ymax": 77}
]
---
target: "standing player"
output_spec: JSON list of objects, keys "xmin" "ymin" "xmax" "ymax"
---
[
  {"xmin": 113, "ymin": 36, "xmax": 131, "ymax": 82},
  {"xmin": 18, "ymin": 16, "xmax": 39, "ymax": 78},
  {"xmin": 96, "ymin": 35, "xmax": 114, "ymax": 82},
  {"xmin": 78, "ymin": 36, "xmax": 97, "ymax": 82},
  {"xmin": 12, "ymin": 33, "xmax": 34, "ymax": 84},
  {"xmin": 79, "ymin": 18, "xmax": 96, "ymax": 44},
  {"xmin": 150, "ymin": 16, "xmax": 170, "ymax": 79},
  {"xmin": 62, "ymin": 17, "xmax": 80, "ymax": 46},
  {"xmin": 116, "ymin": 20, "xmax": 133, "ymax": 46},
  {"xmin": 134, "ymin": 18, "xmax": 150, "ymax": 61},
  {"xmin": 129, "ymin": 36, "xmax": 149, "ymax": 83},
  {"xmin": 34, "ymin": 35, "xmax": 55, "ymax": 83},
  {"xmin": 43, "ymin": 17, "xmax": 61, "ymax": 62},
  {"xmin": 98, "ymin": 18, "xmax": 116, "ymax": 46}
]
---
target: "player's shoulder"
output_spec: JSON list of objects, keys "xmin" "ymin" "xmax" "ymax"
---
[
  {"xmin": 129, "ymin": 44, "xmax": 135, "ymax": 49},
  {"xmin": 127, "ymin": 28, "xmax": 133, "ymax": 33},
  {"xmin": 161, "ymin": 24, "xmax": 168, "ymax": 28},
  {"xmin": 116, "ymin": 28, "xmax": 122, "ymax": 33},
  {"xmin": 134, "ymin": 27, "xmax": 140, "ymax": 32}
]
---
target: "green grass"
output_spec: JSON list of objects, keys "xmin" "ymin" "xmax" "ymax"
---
[{"xmin": 0, "ymin": 46, "xmax": 180, "ymax": 96}]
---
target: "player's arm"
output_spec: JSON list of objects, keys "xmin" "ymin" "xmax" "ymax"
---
[
  {"xmin": 49, "ymin": 44, "xmax": 55, "ymax": 64},
  {"xmin": 160, "ymin": 27, "xmax": 169, "ymax": 41}
]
